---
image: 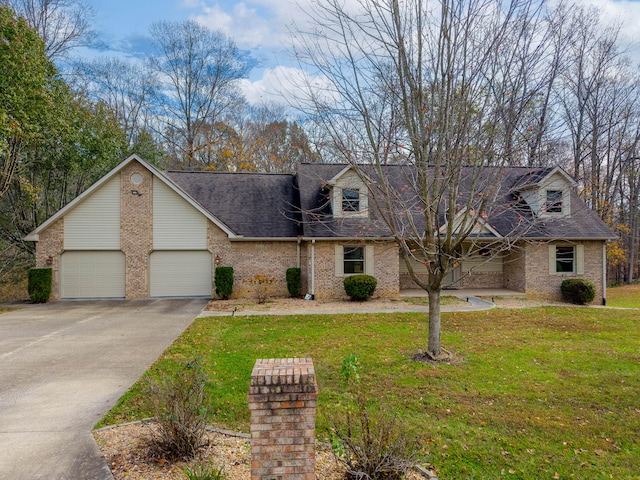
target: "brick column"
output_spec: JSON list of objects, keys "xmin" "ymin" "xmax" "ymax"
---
[{"xmin": 248, "ymin": 358, "xmax": 318, "ymax": 480}]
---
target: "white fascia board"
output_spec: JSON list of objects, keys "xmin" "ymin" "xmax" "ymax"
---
[
  {"xmin": 518, "ymin": 166, "xmax": 577, "ymax": 191},
  {"xmin": 327, "ymin": 166, "xmax": 353, "ymax": 186},
  {"xmin": 545, "ymin": 166, "xmax": 577, "ymax": 187},
  {"xmin": 326, "ymin": 165, "xmax": 373, "ymax": 186},
  {"xmin": 24, "ymin": 154, "xmax": 141, "ymax": 241},
  {"xmin": 24, "ymin": 154, "xmax": 238, "ymax": 241},
  {"xmin": 438, "ymin": 208, "xmax": 503, "ymax": 238}
]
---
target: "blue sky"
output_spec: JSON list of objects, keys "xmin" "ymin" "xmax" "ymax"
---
[{"xmin": 82, "ymin": 0, "xmax": 640, "ymax": 106}]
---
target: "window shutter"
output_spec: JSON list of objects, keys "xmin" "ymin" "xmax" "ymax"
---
[
  {"xmin": 548, "ymin": 245, "xmax": 556, "ymax": 274},
  {"xmin": 365, "ymin": 245, "xmax": 375, "ymax": 276},
  {"xmin": 335, "ymin": 245, "xmax": 344, "ymax": 276},
  {"xmin": 576, "ymin": 244, "xmax": 584, "ymax": 275}
]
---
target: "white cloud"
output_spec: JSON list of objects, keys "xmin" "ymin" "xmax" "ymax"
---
[
  {"xmin": 192, "ymin": 2, "xmax": 288, "ymax": 49},
  {"xmin": 552, "ymin": 0, "xmax": 640, "ymax": 48},
  {"xmin": 239, "ymin": 65, "xmax": 336, "ymax": 108}
]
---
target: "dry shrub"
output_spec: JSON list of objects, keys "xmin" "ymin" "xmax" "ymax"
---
[
  {"xmin": 330, "ymin": 355, "xmax": 419, "ymax": 480},
  {"xmin": 145, "ymin": 357, "xmax": 209, "ymax": 459},
  {"xmin": 243, "ymin": 274, "xmax": 277, "ymax": 304}
]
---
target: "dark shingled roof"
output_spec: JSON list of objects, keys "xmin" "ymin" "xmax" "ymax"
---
[
  {"xmin": 163, "ymin": 164, "xmax": 613, "ymax": 241},
  {"xmin": 166, "ymin": 171, "xmax": 302, "ymax": 238},
  {"xmin": 295, "ymin": 163, "xmax": 615, "ymax": 241}
]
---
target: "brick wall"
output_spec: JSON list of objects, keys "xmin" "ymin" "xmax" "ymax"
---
[
  {"xmin": 524, "ymin": 241, "xmax": 605, "ymax": 303},
  {"xmin": 309, "ymin": 240, "xmax": 399, "ymax": 300},
  {"xmin": 120, "ymin": 161, "xmax": 153, "ymax": 299},
  {"xmin": 248, "ymin": 358, "xmax": 318, "ymax": 480},
  {"xmin": 208, "ymin": 226, "xmax": 299, "ymax": 299},
  {"xmin": 35, "ymin": 218, "xmax": 64, "ymax": 300},
  {"xmin": 460, "ymin": 271, "xmax": 504, "ymax": 289},
  {"xmin": 503, "ymin": 246, "xmax": 526, "ymax": 293}
]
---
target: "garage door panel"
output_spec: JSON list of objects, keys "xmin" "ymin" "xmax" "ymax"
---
[
  {"xmin": 61, "ymin": 251, "xmax": 125, "ymax": 299},
  {"xmin": 150, "ymin": 251, "xmax": 212, "ymax": 297}
]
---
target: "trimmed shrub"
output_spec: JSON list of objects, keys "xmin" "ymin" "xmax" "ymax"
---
[
  {"xmin": 343, "ymin": 274, "xmax": 377, "ymax": 301},
  {"xmin": 27, "ymin": 268, "xmax": 52, "ymax": 303},
  {"xmin": 561, "ymin": 278, "xmax": 596, "ymax": 304},
  {"xmin": 214, "ymin": 266, "xmax": 233, "ymax": 300},
  {"xmin": 145, "ymin": 356, "xmax": 209, "ymax": 459},
  {"xmin": 286, "ymin": 267, "xmax": 301, "ymax": 297}
]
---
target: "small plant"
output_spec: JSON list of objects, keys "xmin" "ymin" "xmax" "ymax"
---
[
  {"xmin": 27, "ymin": 268, "xmax": 52, "ymax": 303},
  {"xmin": 561, "ymin": 278, "xmax": 596, "ymax": 304},
  {"xmin": 329, "ymin": 354, "xmax": 418, "ymax": 480},
  {"xmin": 214, "ymin": 266, "xmax": 234, "ymax": 300},
  {"xmin": 184, "ymin": 461, "xmax": 227, "ymax": 480},
  {"xmin": 145, "ymin": 356, "xmax": 209, "ymax": 459},
  {"xmin": 286, "ymin": 267, "xmax": 301, "ymax": 297},
  {"xmin": 243, "ymin": 273, "xmax": 277, "ymax": 304},
  {"xmin": 343, "ymin": 274, "xmax": 377, "ymax": 301}
]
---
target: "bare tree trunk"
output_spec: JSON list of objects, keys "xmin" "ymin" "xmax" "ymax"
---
[{"xmin": 427, "ymin": 289, "xmax": 441, "ymax": 359}]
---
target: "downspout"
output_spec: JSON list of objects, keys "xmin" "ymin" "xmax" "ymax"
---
[
  {"xmin": 311, "ymin": 239, "xmax": 316, "ymax": 300},
  {"xmin": 602, "ymin": 242, "xmax": 607, "ymax": 306},
  {"xmin": 297, "ymin": 237, "xmax": 301, "ymax": 269}
]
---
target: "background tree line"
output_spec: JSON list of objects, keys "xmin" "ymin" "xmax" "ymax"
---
[{"xmin": 2, "ymin": 0, "xmax": 640, "ymax": 302}]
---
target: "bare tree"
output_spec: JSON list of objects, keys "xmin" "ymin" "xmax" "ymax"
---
[
  {"xmin": 295, "ymin": 0, "xmax": 570, "ymax": 359},
  {"xmin": 8, "ymin": 0, "xmax": 96, "ymax": 61},
  {"xmin": 74, "ymin": 57, "xmax": 159, "ymax": 158},
  {"xmin": 147, "ymin": 20, "xmax": 248, "ymax": 169}
]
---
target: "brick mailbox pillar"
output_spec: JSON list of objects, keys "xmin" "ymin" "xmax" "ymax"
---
[{"xmin": 248, "ymin": 358, "xmax": 318, "ymax": 480}]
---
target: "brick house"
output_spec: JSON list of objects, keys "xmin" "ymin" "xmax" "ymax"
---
[{"xmin": 25, "ymin": 155, "xmax": 614, "ymax": 303}]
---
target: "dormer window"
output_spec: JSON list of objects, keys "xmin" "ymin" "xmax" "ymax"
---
[
  {"xmin": 330, "ymin": 169, "xmax": 368, "ymax": 218},
  {"xmin": 342, "ymin": 189, "xmax": 360, "ymax": 212},
  {"xmin": 545, "ymin": 190, "xmax": 563, "ymax": 213}
]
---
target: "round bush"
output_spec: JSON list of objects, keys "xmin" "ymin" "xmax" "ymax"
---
[
  {"xmin": 560, "ymin": 278, "xmax": 596, "ymax": 304},
  {"xmin": 343, "ymin": 274, "xmax": 377, "ymax": 301}
]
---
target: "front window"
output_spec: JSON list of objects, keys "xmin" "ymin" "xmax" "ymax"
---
[
  {"xmin": 556, "ymin": 246, "xmax": 574, "ymax": 273},
  {"xmin": 344, "ymin": 246, "xmax": 365, "ymax": 274},
  {"xmin": 546, "ymin": 190, "xmax": 563, "ymax": 213},
  {"xmin": 342, "ymin": 189, "xmax": 360, "ymax": 212}
]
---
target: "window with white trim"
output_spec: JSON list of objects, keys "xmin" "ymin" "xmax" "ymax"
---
[
  {"xmin": 549, "ymin": 244, "xmax": 584, "ymax": 275},
  {"xmin": 343, "ymin": 246, "xmax": 365, "ymax": 274},
  {"xmin": 336, "ymin": 244, "xmax": 374, "ymax": 276},
  {"xmin": 342, "ymin": 189, "xmax": 360, "ymax": 212},
  {"xmin": 555, "ymin": 246, "xmax": 574, "ymax": 273},
  {"xmin": 546, "ymin": 190, "xmax": 563, "ymax": 213}
]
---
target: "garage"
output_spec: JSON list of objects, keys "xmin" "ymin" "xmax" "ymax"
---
[
  {"xmin": 149, "ymin": 251, "xmax": 212, "ymax": 297},
  {"xmin": 60, "ymin": 251, "xmax": 125, "ymax": 299}
]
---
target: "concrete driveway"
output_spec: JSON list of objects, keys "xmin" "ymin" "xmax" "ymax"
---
[{"xmin": 0, "ymin": 298, "xmax": 208, "ymax": 480}]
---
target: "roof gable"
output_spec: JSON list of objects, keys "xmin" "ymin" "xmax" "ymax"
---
[{"xmin": 25, "ymin": 155, "xmax": 237, "ymax": 241}]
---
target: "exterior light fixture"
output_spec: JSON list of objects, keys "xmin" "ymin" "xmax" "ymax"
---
[
  {"xmin": 215, "ymin": 255, "xmax": 221, "ymax": 265},
  {"xmin": 46, "ymin": 256, "xmax": 53, "ymax": 266},
  {"xmin": 131, "ymin": 190, "xmax": 142, "ymax": 196}
]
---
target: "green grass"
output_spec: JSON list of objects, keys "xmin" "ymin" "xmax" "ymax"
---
[
  {"xmin": 401, "ymin": 295, "xmax": 468, "ymax": 307},
  {"xmin": 607, "ymin": 283, "xmax": 640, "ymax": 308},
  {"xmin": 99, "ymin": 307, "xmax": 640, "ymax": 479}
]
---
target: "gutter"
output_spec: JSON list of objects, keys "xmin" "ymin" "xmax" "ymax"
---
[
  {"xmin": 602, "ymin": 243, "xmax": 607, "ymax": 306},
  {"xmin": 229, "ymin": 236, "xmax": 396, "ymax": 242},
  {"xmin": 310, "ymin": 239, "xmax": 315, "ymax": 300}
]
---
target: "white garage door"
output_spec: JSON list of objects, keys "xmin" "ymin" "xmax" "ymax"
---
[
  {"xmin": 60, "ymin": 251, "xmax": 125, "ymax": 299},
  {"xmin": 149, "ymin": 251, "xmax": 212, "ymax": 297}
]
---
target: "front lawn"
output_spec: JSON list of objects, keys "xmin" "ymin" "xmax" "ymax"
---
[
  {"xmin": 99, "ymin": 307, "xmax": 640, "ymax": 479},
  {"xmin": 607, "ymin": 283, "xmax": 640, "ymax": 308}
]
